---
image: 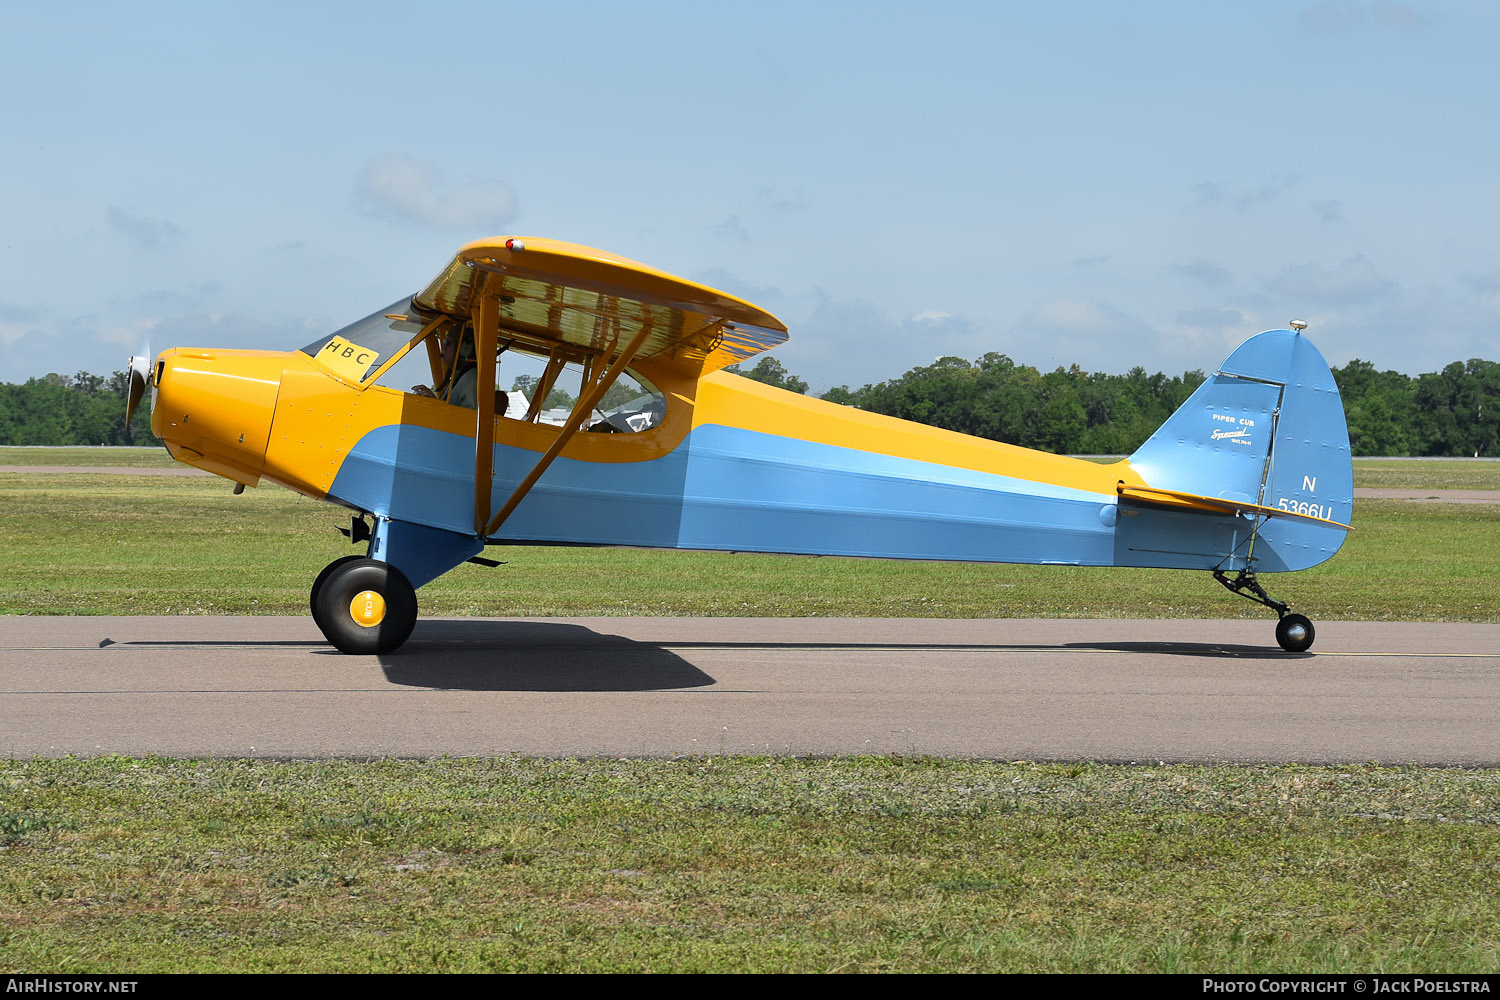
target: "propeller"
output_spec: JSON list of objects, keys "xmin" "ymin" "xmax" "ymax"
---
[{"xmin": 124, "ymin": 336, "xmax": 153, "ymax": 430}]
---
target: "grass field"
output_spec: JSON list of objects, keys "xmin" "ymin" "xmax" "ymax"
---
[
  {"xmin": 1, "ymin": 452, "xmax": 1496, "ymax": 973},
  {"xmin": 1, "ymin": 467, "xmax": 1496, "ymax": 620},
  {"xmin": 0, "ymin": 446, "xmax": 177, "ymax": 468},
  {"xmin": 2, "ymin": 756, "xmax": 1496, "ymax": 973}
]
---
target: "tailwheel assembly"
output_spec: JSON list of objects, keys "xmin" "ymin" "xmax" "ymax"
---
[
  {"xmin": 1213, "ymin": 567, "xmax": 1316, "ymax": 653},
  {"xmin": 312, "ymin": 557, "xmax": 418, "ymax": 654}
]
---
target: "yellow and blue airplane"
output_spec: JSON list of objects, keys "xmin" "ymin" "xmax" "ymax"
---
[{"xmin": 126, "ymin": 237, "xmax": 1353, "ymax": 654}]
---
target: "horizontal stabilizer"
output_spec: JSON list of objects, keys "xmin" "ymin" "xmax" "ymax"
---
[{"xmin": 1116, "ymin": 484, "xmax": 1352, "ymax": 529}]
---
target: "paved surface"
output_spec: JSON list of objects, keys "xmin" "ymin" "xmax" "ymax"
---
[
  {"xmin": 2, "ymin": 617, "xmax": 1495, "ymax": 765},
  {"xmin": 1355, "ymin": 488, "xmax": 1500, "ymax": 503}
]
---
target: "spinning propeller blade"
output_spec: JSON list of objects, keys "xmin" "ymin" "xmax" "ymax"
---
[{"xmin": 124, "ymin": 339, "xmax": 152, "ymax": 428}]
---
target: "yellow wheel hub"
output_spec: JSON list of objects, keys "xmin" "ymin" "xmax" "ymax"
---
[{"xmin": 349, "ymin": 590, "xmax": 387, "ymax": 628}]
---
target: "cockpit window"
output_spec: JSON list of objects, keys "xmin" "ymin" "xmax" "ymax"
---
[
  {"xmin": 506, "ymin": 356, "xmax": 666, "ymax": 434},
  {"xmin": 300, "ymin": 297, "xmax": 434, "ymax": 383},
  {"xmin": 590, "ymin": 371, "xmax": 667, "ymax": 433},
  {"xmin": 302, "ymin": 305, "xmax": 667, "ymax": 433}
]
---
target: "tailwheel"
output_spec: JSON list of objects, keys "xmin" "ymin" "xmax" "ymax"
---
[
  {"xmin": 312, "ymin": 557, "xmax": 418, "ymax": 654},
  {"xmin": 1213, "ymin": 567, "xmax": 1316, "ymax": 653},
  {"xmin": 1275, "ymin": 613, "xmax": 1315, "ymax": 653}
]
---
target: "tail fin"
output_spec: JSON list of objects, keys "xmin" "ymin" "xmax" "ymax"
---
[{"xmin": 1127, "ymin": 329, "xmax": 1353, "ymax": 571}]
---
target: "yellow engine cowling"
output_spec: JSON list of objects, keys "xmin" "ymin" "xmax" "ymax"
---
[{"xmin": 151, "ymin": 348, "xmax": 286, "ymax": 487}]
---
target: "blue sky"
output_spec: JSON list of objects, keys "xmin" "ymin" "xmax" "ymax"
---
[{"xmin": 2, "ymin": 1, "xmax": 1496, "ymax": 392}]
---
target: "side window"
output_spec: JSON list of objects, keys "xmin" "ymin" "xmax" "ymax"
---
[
  {"xmin": 504, "ymin": 355, "xmax": 665, "ymax": 433},
  {"xmin": 591, "ymin": 370, "xmax": 666, "ymax": 433}
]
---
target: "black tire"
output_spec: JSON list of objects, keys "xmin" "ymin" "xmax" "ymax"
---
[
  {"xmin": 1275, "ymin": 613, "xmax": 1315, "ymax": 653},
  {"xmin": 310, "ymin": 555, "xmax": 364, "ymax": 634},
  {"xmin": 313, "ymin": 558, "xmax": 418, "ymax": 655}
]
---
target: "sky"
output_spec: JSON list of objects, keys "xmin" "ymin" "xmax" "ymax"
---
[{"xmin": 2, "ymin": 1, "xmax": 1496, "ymax": 393}]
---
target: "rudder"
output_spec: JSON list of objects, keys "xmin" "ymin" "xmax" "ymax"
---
[{"xmin": 1127, "ymin": 329, "xmax": 1353, "ymax": 571}]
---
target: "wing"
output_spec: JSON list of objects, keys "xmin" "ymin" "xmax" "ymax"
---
[{"xmin": 413, "ymin": 237, "xmax": 787, "ymax": 375}]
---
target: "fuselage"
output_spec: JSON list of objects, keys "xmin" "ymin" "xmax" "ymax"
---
[{"xmin": 150, "ymin": 342, "xmax": 1322, "ymax": 578}]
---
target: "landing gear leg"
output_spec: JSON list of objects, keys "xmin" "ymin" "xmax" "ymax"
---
[{"xmin": 1213, "ymin": 568, "xmax": 1316, "ymax": 653}]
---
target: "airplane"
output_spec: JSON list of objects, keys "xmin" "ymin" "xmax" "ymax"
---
[{"xmin": 125, "ymin": 236, "xmax": 1353, "ymax": 655}]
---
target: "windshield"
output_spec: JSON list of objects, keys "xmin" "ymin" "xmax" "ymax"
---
[{"xmin": 299, "ymin": 297, "xmax": 439, "ymax": 383}]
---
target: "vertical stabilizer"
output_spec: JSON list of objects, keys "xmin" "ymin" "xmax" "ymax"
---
[{"xmin": 1127, "ymin": 329, "xmax": 1353, "ymax": 571}]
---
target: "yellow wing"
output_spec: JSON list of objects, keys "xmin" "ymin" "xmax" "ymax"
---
[{"xmin": 413, "ymin": 236, "xmax": 788, "ymax": 375}]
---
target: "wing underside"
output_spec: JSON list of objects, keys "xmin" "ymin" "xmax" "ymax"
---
[{"xmin": 414, "ymin": 237, "xmax": 787, "ymax": 375}]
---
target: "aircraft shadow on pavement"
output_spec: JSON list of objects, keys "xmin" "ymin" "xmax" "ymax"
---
[
  {"xmin": 651, "ymin": 639, "xmax": 1304, "ymax": 659},
  {"xmin": 1064, "ymin": 641, "xmax": 1311, "ymax": 660},
  {"xmin": 376, "ymin": 620, "xmax": 716, "ymax": 692}
]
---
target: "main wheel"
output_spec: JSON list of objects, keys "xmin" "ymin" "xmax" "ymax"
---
[
  {"xmin": 310, "ymin": 555, "xmax": 364, "ymax": 635},
  {"xmin": 1275, "ymin": 613, "xmax": 1315, "ymax": 653},
  {"xmin": 313, "ymin": 558, "xmax": 418, "ymax": 654}
]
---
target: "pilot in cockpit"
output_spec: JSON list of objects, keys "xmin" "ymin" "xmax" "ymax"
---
[{"xmin": 412, "ymin": 326, "xmax": 478, "ymax": 408}]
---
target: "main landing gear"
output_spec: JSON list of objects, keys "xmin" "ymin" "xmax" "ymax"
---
[
  {"xmin": 1213, "ymin": 567, "xmax": 1316, "ymax": 653},
  {"xmin": 310, "ymin": 557, "xmax": 418, "ymax": 655}
]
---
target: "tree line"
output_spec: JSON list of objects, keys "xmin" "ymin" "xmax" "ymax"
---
[
  {"xmin": 730, "ymin": 355, "xmax": 1500, "ymax": 457},
  {"xmin": 4, "ymin": 354, "xmax": 1497, "ymax": 457},
  {"xmin": 0, "ymin": 371, "xmax": 159, "ymax": 447}
]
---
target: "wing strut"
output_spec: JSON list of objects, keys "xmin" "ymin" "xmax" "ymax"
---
[
  {"xmin": 479, "ymin": 317, "xmax": 654, "ymax": 540},
  {"xmin": 472, "ymin": 290, "xmax": 500, "ymax": 534}
]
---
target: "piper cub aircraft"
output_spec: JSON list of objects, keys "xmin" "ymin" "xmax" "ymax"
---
[{"xmin": 126, "ymin": 237, "xmax": 1353, "ymax": 655}]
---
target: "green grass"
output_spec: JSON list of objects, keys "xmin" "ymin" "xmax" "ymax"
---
[
  {"xmin": 2, "ymin": 455, "xmax": 1497, "ymax": 973},
  {"xmin": 0, "ymin": 446, "xmax": 176, "ymax": 468},
  {"xmin": 1, "ymin": 756, "xmax": 1495, "ymax": 973},
  {"xmin": 1, "ymin": 472, "xmax": 1496, "ymax": 620},
  {"xmin": 1352, "ymin": 459, "xmax": 1500, "ymax": 490}
]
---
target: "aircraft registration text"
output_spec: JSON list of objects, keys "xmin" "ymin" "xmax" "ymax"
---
[
  {"xmin": 316, "ymin": 337, "xmax": 380, "ymax": 383},
  {"xmin": 1277, "ymin": 498, "xmax": 1332, "ymax": 520}
]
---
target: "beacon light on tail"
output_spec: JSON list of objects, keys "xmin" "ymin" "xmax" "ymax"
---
[{"xmin": 134, "ymin": 236, "xmax": 1352, "ymax": 654}]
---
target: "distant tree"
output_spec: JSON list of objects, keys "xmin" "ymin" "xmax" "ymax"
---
[
  {"xmin": 510, "ymin": 374, "xmax": 576, "ymax": 411},
  {"xmin": 0, "ymin": 369, "xmax": 161, "ymax": 446},
  {"xmin": 1335, "ymin": 359, "xmax": 1415, "ymax": 456},
  {"xmin": 726, "ymin": 357, "xmax": 808, "ymax": 394},
  {"xmin": 6, "ymin": 353, "xmax": 1499, "ymax": 457}
]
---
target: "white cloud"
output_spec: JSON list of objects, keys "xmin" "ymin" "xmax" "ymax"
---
[
  {"xmin": 1194, "ymin": 175, "xmax": 1300, "ymax": 211},
  {"xmin": 1298, "ymin": 2, "xmax": 1430, "ymax": 35},
  {"xmin": 0, "ymin": 310, "xmax": 310, "ymax": 384},
  {"xmin": 1176, "ymin": 305, "xmax": 1250, "ymax": 333},
  {"xmin": 754, "ymin": 187, "xmax": 810, "ymax": 214},
  {"xmin": 107, "ymin": 206, "xmax": 186, "ymax": 250},
  {"xmin": 0, "ymin": 319, "xmax": 145, "ymax": 379},
  {"xmin": 710, "ymin": 215, "xmax": 750, "ymax": 242},
  {"xmin": 1312, "ymin": 199, "xmax": 1344, "ymax": 224},
  {"xmin": 686, "ymin": 267, "xmax": 784, "ymax": 307},
  {"xmin": 1173, "ymin": 259, "xmax": 1233, "ymax": 287},
  {"xmin": 1263, "ymin": 255, "xmax": 1396, "ymax": 307},
  {"xmin": 356, "ymin": 154, "xmax": 517, "ymax": 231}
]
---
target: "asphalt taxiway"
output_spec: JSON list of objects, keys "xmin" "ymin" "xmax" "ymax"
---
[{"xmin": 2, "ymin": 616, "xmax": 1495, "ymax": 764}]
